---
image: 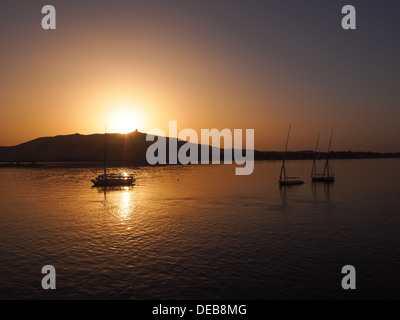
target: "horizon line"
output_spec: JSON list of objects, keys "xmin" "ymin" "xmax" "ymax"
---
[{"xmin": 0, "ymin": 131, "xmax": 399, "ymax": 155}]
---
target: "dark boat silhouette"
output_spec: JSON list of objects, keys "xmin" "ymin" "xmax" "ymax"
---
[
  {"xmin": 311, "ymin": 128, "xmax": 335, "ymax": 183},
  {"xmin": 91, "ymin": 173, "xmax": 135, "ymax": 187},
  {"xmin": 279, "ymin": 125, "xmax": 304, "ymax": 187},
  {"xmin": 91, "ymin": 127, "xmax": 135, "ymax": 187}
]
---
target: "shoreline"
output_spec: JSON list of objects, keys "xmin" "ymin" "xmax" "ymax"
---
[{"xmin": 1, "ymin": 156, "xmax": 399, "ymax": 169}]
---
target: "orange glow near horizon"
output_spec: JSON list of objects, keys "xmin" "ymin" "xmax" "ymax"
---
[
  {"xmin": 106, "ymin": 103, "xmax": 147, "ymax": 134},
  {"xmin": 0, "ymin": 2, "xmax": 399, "ymax": 152}
]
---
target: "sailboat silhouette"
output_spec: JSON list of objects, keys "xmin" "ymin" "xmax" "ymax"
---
[
  {"xmin": 279, "ymin": 124, "xmax": 304, "ymax": 187},
  {"xmin": 91, "ymin": 126, "xmax": 136, "ymax": 187},
  {"xmin": 311, "ymin": 127, "xmax": 335, "ymax": 183}
]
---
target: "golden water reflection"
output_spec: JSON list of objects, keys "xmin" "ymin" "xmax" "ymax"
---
[
  {"xmin": 100, "ymin": 186, "xmax": 136, "ymax": 225},
  {"xmin": 119, "ymin": 189, "xmax": 133, "ymax": 222}
]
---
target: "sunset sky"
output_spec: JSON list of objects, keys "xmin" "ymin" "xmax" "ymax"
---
[{"xmin": 0, "ymin": 0, "xmax": 399, "ymax": 152}]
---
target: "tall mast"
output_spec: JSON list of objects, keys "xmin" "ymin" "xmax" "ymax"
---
[
  {"xmin": 280, "ymin": 124, "xmax": 291, "ymax": 181},
  {"xmin": 104, "ymin": 124, "xmax": 107, "ymax": 177},
  {"xmin": 311, "ymin": 133, "xmax": 320, "ymax": 177},
  {"xmin": 323, "ymin": 127, "xmax": 334, "ymax": 177}
]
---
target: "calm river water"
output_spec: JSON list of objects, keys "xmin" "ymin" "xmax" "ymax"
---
[{"xmin": 0, "ymin": 159, "xmax": 399, "ymax": 299}]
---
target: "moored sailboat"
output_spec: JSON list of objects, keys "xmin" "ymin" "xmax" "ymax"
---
[
  {"xmin": 279, "ymin": 124, "xmax": 304, "ymax": 186},
  {"xmin": 311, "ymin": 127, "xmax": 335, "ymax": 183},
  {"xmin": 91, "ymin": 127, "xmax": 135, "ymax": 187}
]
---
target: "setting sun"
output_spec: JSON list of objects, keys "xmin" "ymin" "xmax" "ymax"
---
[{"xmin": 107, "ymin": 104, "xmax": 146, "ymax": 134}]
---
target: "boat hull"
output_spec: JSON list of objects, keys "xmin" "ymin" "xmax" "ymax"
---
[
  {"xmin": 312, "ymin": 176, "xmax": 335, "ymax": 183},
  {"xmin": 279, "ymin": 180, "xmax": 304, "ymax": 186},
  {"xmin": 91, "ymin": 174, "xmax": 136, "ymax": 187},
  {"xmin": 91, "ymin": 179, "xmax": 135, "ymax": 187}
]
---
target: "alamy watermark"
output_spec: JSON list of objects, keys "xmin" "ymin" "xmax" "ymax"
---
[
  {"xmin": 146, "ymin": 121, "xmax": 255, "ymax": 175},
  {"xmin": 341, "ymin": 265, "xmax": 356, "ymax": 290},
  {"xmin": 41, "ymin": 265, "xmax": 56, "ymax": 290},
  {"xmin": 40, "ymin": 5, "xmax": 357, "ymax": 31}
]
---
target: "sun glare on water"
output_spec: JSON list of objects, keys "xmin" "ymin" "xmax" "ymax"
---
[{"xmin": 107, "ymin": 104, "xmax": 145, "ymax": 134}]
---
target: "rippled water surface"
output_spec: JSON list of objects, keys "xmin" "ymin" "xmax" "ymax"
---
[{"xmin": 1, "ymin": 159, "xmax": 400, "ymax": 299}]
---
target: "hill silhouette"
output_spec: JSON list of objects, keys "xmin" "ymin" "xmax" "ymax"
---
[
  {"xmin": 0, "ymin": 131, "xmax": 228, "ymax": 164},
  {"xmin": 0, "ymin": 131, "xmax": 174, "ymax": 163}
]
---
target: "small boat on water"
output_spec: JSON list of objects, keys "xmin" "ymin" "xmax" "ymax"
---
[
  {"xmin": 311, "ymin": 127, "xmax": 335, "ymax": 183},
  {"xmin": 279, "ymin": 177, "xmax": 305, "ymax": 186},
  {"xmin": 92, "ymin": 173, "xmax": 135, "ymax": 187},
  {"xmin": 91, "ymin": 127, "xmax": 136, "ymax": 187},
  {"xmin": 279, "ymin": 124, "xmax": 304, "ymax": 187}
]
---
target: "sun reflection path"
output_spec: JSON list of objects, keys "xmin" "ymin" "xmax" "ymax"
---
[{"xmin": 119, "ymin": 187, "xmax": 134, "ymax": 223}]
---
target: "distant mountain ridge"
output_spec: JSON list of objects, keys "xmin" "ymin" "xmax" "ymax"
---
[
  {"xmin": 0, "ymin": 132, "xmax": 399, "ymax": 163},
  {"xmin": 0, "ymin": 131, "xmax": 225, "ymax": 164}
]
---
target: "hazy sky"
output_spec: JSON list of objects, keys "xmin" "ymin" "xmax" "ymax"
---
[{"xmin": 0, "ymin": 0, "xmax": 399, "ymax": 152}]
